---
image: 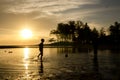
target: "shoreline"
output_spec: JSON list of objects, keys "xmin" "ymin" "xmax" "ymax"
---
[{"xmin": 0, "ymin": 44, "xmax": 120, "ymax": 51}]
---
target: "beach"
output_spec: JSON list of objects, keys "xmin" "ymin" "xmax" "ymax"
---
[{"xmin": 0, "ymin": 48, "xmax": 120, "ymax": 80}]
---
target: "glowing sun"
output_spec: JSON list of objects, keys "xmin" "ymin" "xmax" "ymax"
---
[{"xmin": 21, "ymin": 29, "xmax": 33, "ymax": 39}]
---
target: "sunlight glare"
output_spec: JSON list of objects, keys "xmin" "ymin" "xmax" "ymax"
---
[
  {"xmin": 21, "ymin": 29, "xmax": 33, "ymax": 39},
  {"xmin": 23, "ymin": 48, "xmax": 30, "ymax": 73},
  {"xmin": 24, "ymin": 48, "xmax": 29, "ymax": 59},
  {"xmin": 24, "ymin": 63, "xmax": 29, "ymax": 70}
]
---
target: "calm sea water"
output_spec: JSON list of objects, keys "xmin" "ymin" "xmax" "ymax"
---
[{"xmin": 0, "ymin": 48, "xmax": 120, "ymax": 80}]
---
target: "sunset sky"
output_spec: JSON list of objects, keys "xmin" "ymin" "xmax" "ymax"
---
[{"xmin": 0, "ymin": 0, "xmax": 120, "ymax": 45}]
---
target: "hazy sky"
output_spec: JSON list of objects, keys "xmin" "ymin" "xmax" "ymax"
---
[{"xmin": 0, "ymin": 0, "xmax": 120, "ymax": 45}]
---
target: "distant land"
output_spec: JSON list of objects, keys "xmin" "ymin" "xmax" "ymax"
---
[
  {"xmin": 0, "ymin": 45, "xmax": 38, "ymax": 48},
  {"xmin": 0, "ymin": 42, "xmax": 72, "ymax": 49},
  {"xmin": 0, "ymin": 42, "xmax": 120, "ymax": 51}
]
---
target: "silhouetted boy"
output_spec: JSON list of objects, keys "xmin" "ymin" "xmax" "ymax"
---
[{"xmin": 38, "ymin": 39, "xmax": 44, "ymax": 61}]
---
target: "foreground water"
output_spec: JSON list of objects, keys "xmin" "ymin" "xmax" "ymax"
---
[{"xmin": 0, "ymin": 48, "xmax": 120, "ymax": 80}]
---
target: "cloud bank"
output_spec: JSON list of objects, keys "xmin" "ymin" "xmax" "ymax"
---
[{"xmin": 0, "ymin": 0, "xmax": 120, "ymax": 44}]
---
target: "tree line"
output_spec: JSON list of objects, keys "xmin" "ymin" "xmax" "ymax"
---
[{"xmin": 50, "ymin": 21, "xmax": 120, "ymax": 47}]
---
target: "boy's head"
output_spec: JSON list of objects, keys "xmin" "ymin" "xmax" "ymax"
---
[{"xmin": 41, "ymin": 39, "xmax": 44, "ymax": 42}]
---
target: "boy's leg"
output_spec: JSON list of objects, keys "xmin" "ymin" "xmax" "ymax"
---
[
  {"xmin": 37, "ymin": 53, "xmax": 41, "ymax": 58},
  {"xmin": 40, "ymin": 55, "xmax": 43, "ymax": 61},
  {"xmin": 40, "ymin": 53, "xmax": 43, "ymax": 61}
]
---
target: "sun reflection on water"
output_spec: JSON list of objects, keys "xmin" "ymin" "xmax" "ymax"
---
[
  {"xmin": 23, "ymin": 48, "xmax": 30, "ymax": 78},
  {"xmin": 24, "ymin": 48, "xmax": 29, "ymax": 59},
  {"xmin": 24, "ymin": 63, "xmax": 29, "ymax": 70}
]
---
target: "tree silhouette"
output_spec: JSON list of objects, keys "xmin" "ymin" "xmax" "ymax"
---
[
  {"xmin": 50, "ymin": 21, "xmax": 98, "ymax": 44},
  {"xmin": 50, "ymin": 29, "xmax": 60, "ymax": 42},
  {"xmin": 50, "ymin": 20, "xmax": 120, "ymax": 50},
  {"xmin": 91, "ymin": 28, "xmax": 99, "ymax": 40},
  {"xmin": 99, "ymin": 28, "xmax": 107, "ymax": 44},
  {"xmin": 68, "ymin": 21, "xmax": 76, "ymax": 42},
  {"xmin": 109, "ymin": 22, "xmax": 120, "ymax": 44}
]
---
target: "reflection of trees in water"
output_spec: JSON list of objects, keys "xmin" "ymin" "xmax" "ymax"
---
[
  {"xmin": 57, "ymin": 47, "xmax": 72, "ymax": 54},
  {"xmin": 57, "ymin": 47, "xmax": 92, "ymax": 54},
  {"xmin": 110, "ymin": 49, "xmax": 120, "ymax": 53},
  {"xmin": 92, "ymin": 42, "xmax": 103, "ymax": 80},
  {"xmin": 92, "ymin": 55, "xmax": 103, "ymax": 80},
  {"xmin": 93, "ymin": 39, "xmax": 99, "ymax": 73},
  {"xmin": 108, "ymin": 51, "xmax": 120, "ymax": 79},
  {"xmin": 93, "ymin": 54, "xmax": 99, "ymax": 73}
]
